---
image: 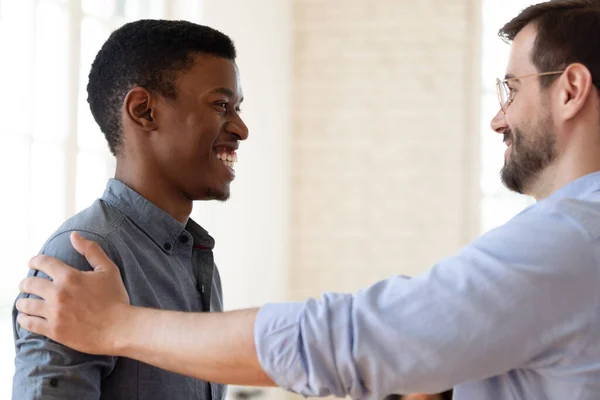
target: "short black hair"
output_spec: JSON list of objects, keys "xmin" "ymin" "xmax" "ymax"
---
[{"xmin": 87, "ymin": 19, "xmax": 236, "ymax": 155}]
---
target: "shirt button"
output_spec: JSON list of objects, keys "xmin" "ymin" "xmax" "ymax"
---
[
  {"xmin": 179, "ymin": 235, "xmax": 189, "ymax": 244},
  {"xmin": 164, "ymin": 243, "xmax": 172, "ymax": 251},
  {"xmin": 49, "ymin": 378, "xmax": 58, "ymax": 388}
]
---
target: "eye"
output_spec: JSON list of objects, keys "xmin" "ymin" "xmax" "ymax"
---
[
  {"xmin": 507, "ymin": 85, "xmax": 517, "ymax": 100},
  {"xmin": 214, "ymin": 102, "xmax": 228, "ymax": 112},
  {"xmin": 213, "ymin": 101, "xmax": 242, "ymax": 114}
]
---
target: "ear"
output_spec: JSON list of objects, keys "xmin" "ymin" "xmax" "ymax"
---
[
  {"xmin": 557, "ymin": 63, "xmax": 594, "ymax": 121},
  {"xmin": 123, "ymin": 87, "xmax": 157, "ymax": 131}
]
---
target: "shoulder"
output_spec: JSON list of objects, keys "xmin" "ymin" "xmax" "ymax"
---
[
  {"xmin": 46, "ymin": 199, "xmax": 125, "ymax": 242},
  {"xmin": 39, "ymin": 200, "xmax": 126, "ymax": 270},
  {"xmin": 467, "ymin": 197, "xmax": 600, "ymax": 283}
]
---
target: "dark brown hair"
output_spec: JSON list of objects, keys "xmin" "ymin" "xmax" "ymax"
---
[{"xmin": 499, "ymin": 0, "xmax": 600, "ymax": 87}]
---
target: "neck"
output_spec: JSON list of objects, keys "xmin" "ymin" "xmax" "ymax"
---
[
  {"xmin": 115, "ymin": 158, "xmax": 192, "ymax": 225},
  {"xmin": 527, "ymin": 164, "xmax": 558, "ymax": 201},
  {"xmin": 528, "ymin": 131, "xmax": 600, "ymax": 201}
]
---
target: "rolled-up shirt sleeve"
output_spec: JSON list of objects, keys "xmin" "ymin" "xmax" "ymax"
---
[
  {"xmin": 12, "ymin": 231, "xmax": 117, "ymax": 400},
  {"xmin": 254, "ymin": 206, "xmax": 599, "ymax": 399}
]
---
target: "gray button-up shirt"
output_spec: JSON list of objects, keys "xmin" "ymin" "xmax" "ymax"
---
[{"xmin": 12, "ymin": 178, "xmax": 225, "ymax": 400}]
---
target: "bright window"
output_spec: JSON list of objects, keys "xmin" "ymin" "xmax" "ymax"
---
[
  {"xmin": 0, "ymin": 0, "xmax": 196, "ymax": 396},
  {"xmin": 480, "ymin": 0, "xmax": 537, "ymax": 233}
]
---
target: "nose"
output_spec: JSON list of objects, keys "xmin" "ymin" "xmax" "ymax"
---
[
  {"xmin": 227, "ymin": 114, "xmax": 249, "ymax": 141},
  {"xmin": 490, "ymin": 108, "xmax": 507, "ymax": 135}
]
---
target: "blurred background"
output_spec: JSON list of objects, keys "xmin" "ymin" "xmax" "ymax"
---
[{"xmin": 0, "ymin": 0, "xmax": 536, "ymax": 398}]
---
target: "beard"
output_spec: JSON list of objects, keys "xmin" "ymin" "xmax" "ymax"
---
[{"xmin": 500, "ymin": 115, "xmax": 557, "ymax": 195}]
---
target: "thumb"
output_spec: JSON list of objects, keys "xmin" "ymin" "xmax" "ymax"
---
[{"xmin": 70, "ymin": 231, "xmax": 118, "ymax": 273}]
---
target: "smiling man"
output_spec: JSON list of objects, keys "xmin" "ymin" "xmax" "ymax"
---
[{"xmin": 12, "ymin": 20, "xmax": 248, "ymax": 400}]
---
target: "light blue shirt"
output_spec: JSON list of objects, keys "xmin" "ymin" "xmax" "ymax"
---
[{"xmin": 255, "ymin": 172, "xmax": 600, "ymax": 400}]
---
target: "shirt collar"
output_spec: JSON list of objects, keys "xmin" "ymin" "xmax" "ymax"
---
[
  {"xmin": 547, "ymin": 171, "xmax": 600, "ymax": 202},
  {"xmin": 101, "ymin": 179, "xmax": 214, "ymax": 254}
]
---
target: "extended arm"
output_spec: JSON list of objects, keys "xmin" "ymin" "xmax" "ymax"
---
[{"xmin": 17, "ymin": 208, "xmax": 599, "ymax": 398}]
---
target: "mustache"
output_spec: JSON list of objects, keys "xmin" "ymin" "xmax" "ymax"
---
[{"xmin": 503, "ymin": 129, "xmax": 513, "ymax": 143}]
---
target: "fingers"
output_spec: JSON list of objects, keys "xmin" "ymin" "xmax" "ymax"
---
[
  {"xmin": 15, "ymin": 297, "xmax": 48, "ymax": 319},
  {"xmin": 16, "ymin": 313, "xmax": 49, "ymax": 338},
  {"xmin": 28, "ymin": 254, "xmax": 72, "ymax": 281},
  {"xmin": 70, "ymin": 231, "xmax": 118, "ymax": 273},
  {"xmin": 19, "ymin": 276, "xmax": 55, "ymax": 301}
]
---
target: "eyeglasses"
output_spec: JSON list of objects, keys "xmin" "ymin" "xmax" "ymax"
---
[{"xmin": 495, "ymin": 71, "xmax": 565, "ymax": 114}]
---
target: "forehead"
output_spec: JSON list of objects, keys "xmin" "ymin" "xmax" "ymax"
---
[
  {"xmin": 176, "ymin": 55, "xmax": 242, "ymax": 98},
  {"xmin": 506, "ymin": 23, "xmax": 538, "ymax": 76}
]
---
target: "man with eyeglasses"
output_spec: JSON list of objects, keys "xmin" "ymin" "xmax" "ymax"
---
[{"xmin": 14, "ymin": 1, "xmax": 600, "ymax": 399}]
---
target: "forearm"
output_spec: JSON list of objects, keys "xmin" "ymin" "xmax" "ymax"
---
[{"xmin": 118, "ymin": 306, "xmax": 275, "ymax": 386}]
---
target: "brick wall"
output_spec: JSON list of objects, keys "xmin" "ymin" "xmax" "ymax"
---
[
  {"xmin": 290, "ymin": 0, "xmax": 481, "ymax": 301},
  {"xmin": 202, "ymin": 1, "xmax": 481, "ymax": 399}
]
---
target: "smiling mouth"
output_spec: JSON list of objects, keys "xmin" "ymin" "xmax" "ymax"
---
[{"xmin": 215, "ymin": 148, "xmax": 238, "ymax": 169}]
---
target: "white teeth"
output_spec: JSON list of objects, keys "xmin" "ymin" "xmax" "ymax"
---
[{"xmin": 216, "ymin": 152, "xmax": 237, "ymax": 169}]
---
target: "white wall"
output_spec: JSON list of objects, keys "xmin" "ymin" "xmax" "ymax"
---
[
  {"xmin": 193, "ymin": 0, "xmax": 293, "ymax": 311},
  {"xmin": 195, "ymin": 2, "xmax": 481, "ymax": 400},
  {"xmin": 194, "ymin": 4, "xmax": 293, "ymax": 399},
  {"xmin": 289, "ymin": 0, "xmax": 481, "ymax": 302}
]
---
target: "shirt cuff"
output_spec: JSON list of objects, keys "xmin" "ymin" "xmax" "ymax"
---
[{"xmin": 254, "ymin": 301, "xmax": 307, "ymax": 393}]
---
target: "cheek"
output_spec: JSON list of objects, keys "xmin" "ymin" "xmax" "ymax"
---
[
  {"xmin": 161, "ymin": 107, "xmax": 223, "ymax": 161},
  {"xmin": 508, "ymin": 90, "xmax": 536, "ymax": 121},
  {"xmin": 505, "ymin": 104, "xmax": 518, "ymax": 129},
  {"xmin": 163, "ymin": 102, "xmax": 203, "ymax": 134},
  {"xmin": 169, "ymin": 118, "xmax": 213, "ymax": 155},
  {"xmin": 506, "ymin": 105, "xmax": 535, "ymax": 140},
  {"xmin": 185, "ymin": 135, "xmax": 221, "ymax": 173}
]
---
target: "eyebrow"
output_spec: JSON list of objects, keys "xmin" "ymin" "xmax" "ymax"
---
[
  {"xmin": 504, "ymin": 73, "xmax": 519, "ymax": 82},
  {"xmin": 209, "ymin": 87, "xmax": 244, "ymax": 103}
]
